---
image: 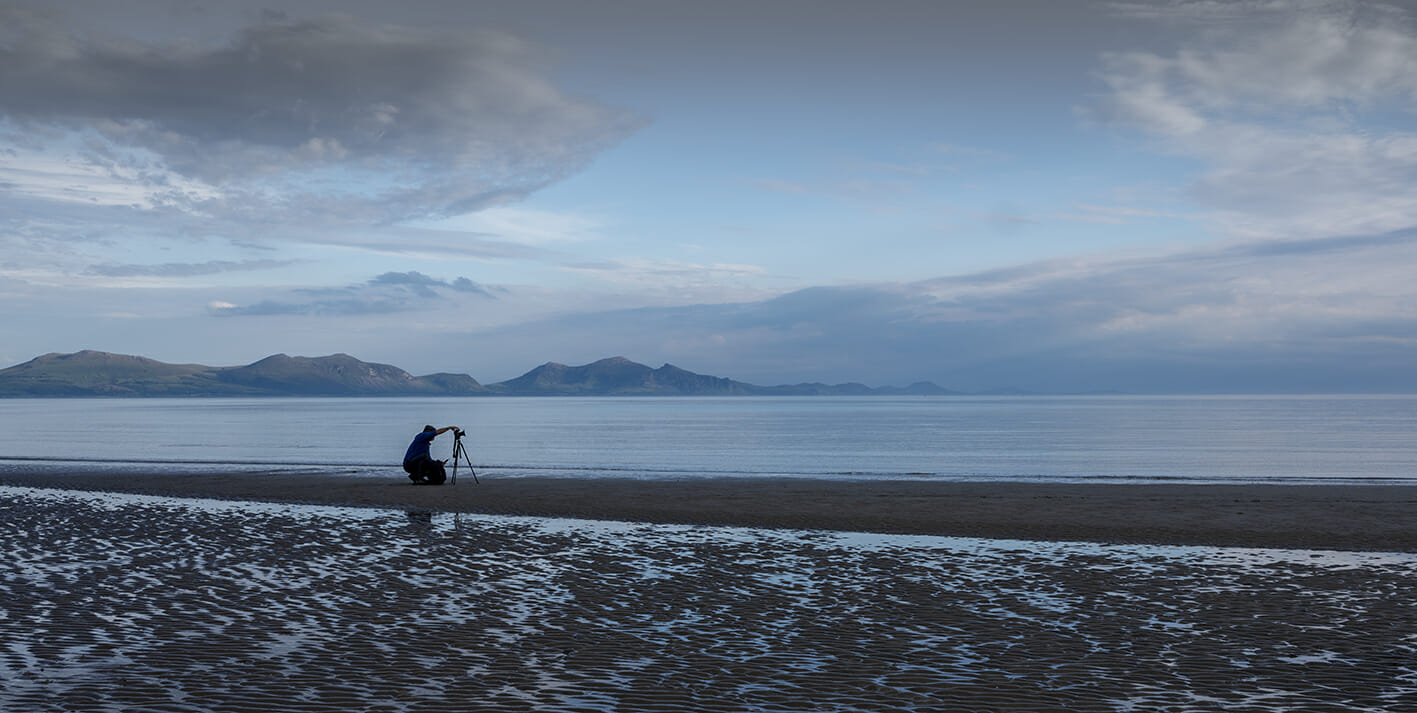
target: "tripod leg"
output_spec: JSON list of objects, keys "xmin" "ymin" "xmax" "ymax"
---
[{"xmin": 455, "ymin": 440, "xmax": 478, "ymax": 484}]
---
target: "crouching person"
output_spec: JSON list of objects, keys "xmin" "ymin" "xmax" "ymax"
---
[{"xmin": 403, "ymin": 424, "xmax": 456, "ymax": 485}]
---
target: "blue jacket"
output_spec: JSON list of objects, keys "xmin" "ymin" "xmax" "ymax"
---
[{"xmin": 403, "ymin": 430, "xmax": 437, "ymax": 464}]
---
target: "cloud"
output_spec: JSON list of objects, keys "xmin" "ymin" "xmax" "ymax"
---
[
  {"xmin": 1105, "ymin": 1, "xmax": 1408, "ymax": 31},
  {"xmin": 420, "ymin": 205, "xmax": 605, "ymax": 246},
  {"xmin": 457, "ymin": 227, "xmax": 1417, "ymax": 392},
  {"xmin": 1090, "ymin": 1, "xmax": 1417, "ymax": 240},
  {"xmin": 369, "ymin": 270, "xmax": 496, "ymax": 298},
  {"xmin": 211, "ymin": 270, "xmax": 496, "ymax": 316},
  {"xmin": 0, "ymin": 10, "xmax": 642, "ymax": 227},
  {"xmin": 84, "ymin": 259, "xmax": 295, "ymax": 278}
]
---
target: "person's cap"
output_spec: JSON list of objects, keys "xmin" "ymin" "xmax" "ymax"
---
[{"xmin": 423, "ymin": 425, "xmax": 436, "ymax": 432}]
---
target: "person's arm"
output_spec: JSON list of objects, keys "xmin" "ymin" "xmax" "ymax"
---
[{"xmin": 435, "ymin": 426, "xmax": 458, "ymax": 435}]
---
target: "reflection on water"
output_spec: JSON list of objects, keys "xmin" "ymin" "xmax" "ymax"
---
[
  {"xmin": 2, "ymin": 486, "xmax": 1415, "ymax": 712},
  {"xmin": 4, "ymin": 395, "xmax": 1417, "ymax": 484}
]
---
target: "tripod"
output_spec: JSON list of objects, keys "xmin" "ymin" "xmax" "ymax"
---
[{"xmin": 449, "ymin": 428, "xmax": 478, "ymax": 485}]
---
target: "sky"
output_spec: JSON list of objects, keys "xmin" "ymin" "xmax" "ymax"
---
[{"xmin": 2, "ymin": 0, "xmax": 1417, "ymax": 392}]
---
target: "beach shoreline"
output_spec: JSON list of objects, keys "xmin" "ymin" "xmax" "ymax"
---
[{"xmin": 3, "ymin": 468, "xmax": 1414, "ymax": 551}]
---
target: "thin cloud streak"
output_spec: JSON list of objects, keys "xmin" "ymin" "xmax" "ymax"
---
[
  {"xmin": 210, "ymin": 270, "xmax": 497, "ymax": 317},
  {"xmin": 84, "ymin": 259, "xmax": 296, "ymax": 278}
]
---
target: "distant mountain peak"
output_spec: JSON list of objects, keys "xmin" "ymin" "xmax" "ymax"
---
[
  {"xmin": 0, "ymin": 351, "xmax": 484, "ymax": 397},
  {"xmin": 0, "ymin": 350, "xmax": 970, "ymax": 397}
]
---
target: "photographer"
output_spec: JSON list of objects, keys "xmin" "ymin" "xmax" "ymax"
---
[{"xmin": 402, "ymin": 425, "xmax": 458, "ymax": 485}]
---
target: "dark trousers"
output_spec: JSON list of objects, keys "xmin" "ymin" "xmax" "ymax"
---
[{"xmin": 403, "ymin": 456, "xmax": 446, "ymax": 484}]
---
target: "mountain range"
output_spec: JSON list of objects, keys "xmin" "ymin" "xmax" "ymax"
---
[{"xmin": 0, "ymin": 351, "xmax": 961, "ymax": 397}]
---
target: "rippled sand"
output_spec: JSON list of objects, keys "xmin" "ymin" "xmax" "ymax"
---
[{"xmin": 3, "ymin": 486, "xmax": 1415, "ymax": 712}]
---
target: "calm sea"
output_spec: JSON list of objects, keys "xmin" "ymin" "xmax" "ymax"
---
[{"xmin": 0, "ymin": 395, "xmax": 1414, "ymax": 484}]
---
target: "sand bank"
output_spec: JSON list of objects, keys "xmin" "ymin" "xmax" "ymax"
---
[
  {"xmin": 2, "ymin": 468, "xmax": 1414, "ymax": 551},
  {"xmin": 3, "ymin": 486, "xmax": 1416, "ymax": 712}
]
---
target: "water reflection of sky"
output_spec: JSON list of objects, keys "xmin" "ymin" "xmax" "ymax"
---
[
  {"xmin": 3, "ymin": 486, "xmax": 1416, "ymax": 712},
  {"xmin": 5, "ymin": 395, "xmax": 1417, "ymax": 484}
]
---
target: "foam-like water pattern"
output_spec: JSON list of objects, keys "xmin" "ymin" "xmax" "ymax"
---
[{"xmin": 2, "ymin": 486, "xmax": 1414, "ymax": 712}]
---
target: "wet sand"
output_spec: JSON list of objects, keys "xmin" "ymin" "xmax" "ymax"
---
[
  {"xmin": 2, "ymin": 468, "xmax": 1416, "ymax": 551},
  {"xmin": 3, "ymin": 485, "xmax": 1415, "ymax": 713}
]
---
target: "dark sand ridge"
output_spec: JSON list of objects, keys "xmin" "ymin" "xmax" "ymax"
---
[{"xmin": 4, "ymin": 469, "xmax": 1415, "ymax": 551}]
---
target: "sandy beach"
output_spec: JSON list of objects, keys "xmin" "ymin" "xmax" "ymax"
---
[
  {"xmin": 2, "ymin": 468, "xmax": 1415, "ymax": 551},
  {"xmin": 2, "ymin": 483, "xmax": 1415, "ymax": 712}
]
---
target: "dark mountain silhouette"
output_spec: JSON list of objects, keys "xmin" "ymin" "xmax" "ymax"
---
[
  {"xmin": 0, "ymin": 350, "xmax": 959, "ymax": 397},
  {"xmin": 0, "ymin": 351, "xmax": 485, "ymax": 397},
  {"xmin": 489, "ymin": 357, "xmax": 756, "ymax": 395},
  {"xmin": 211, "ymin": 353, "xmax": 485, "ymax": 395},
  {"xmin": 0, "ymin": 350, "xmax": 222, "ymax": 396}
]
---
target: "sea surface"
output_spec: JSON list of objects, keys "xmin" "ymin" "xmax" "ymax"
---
[{"xmin": 0, "ymin": 395, "xmax": 1415, "ymax": 484}]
